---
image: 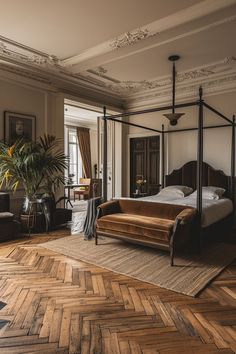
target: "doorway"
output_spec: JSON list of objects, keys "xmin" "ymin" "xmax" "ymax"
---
[{"xmin": 130, "ymin": 136, "xmax": 160, "ymax": 197}]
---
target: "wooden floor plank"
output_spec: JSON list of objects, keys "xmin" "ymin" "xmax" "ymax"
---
[{"xmin": 0, "ymin": 230, "xmax": 234, "ymax": 353}]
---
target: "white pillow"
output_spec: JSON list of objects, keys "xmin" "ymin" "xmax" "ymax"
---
[
  {"xmin": 191, "ymin": 186, "xmax": 226, "ymax": 200},
  {"xmin": 158, "ymin": 185, "xmax": 193, "ymax": 198}
]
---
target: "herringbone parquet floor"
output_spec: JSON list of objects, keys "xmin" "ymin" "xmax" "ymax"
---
[{"xmin": 0, "ymin": 230, "xmax": 235, "ymax": 353}]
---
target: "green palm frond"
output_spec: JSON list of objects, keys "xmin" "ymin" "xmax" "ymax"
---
[{"xmin": 0, "ymin": 134, "xmax": 68, "ymax": 198}]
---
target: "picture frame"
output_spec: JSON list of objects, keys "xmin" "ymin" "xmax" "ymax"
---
[{"xmin": 4, "ymin": 111, "xmax": 36, "ymax": 144}]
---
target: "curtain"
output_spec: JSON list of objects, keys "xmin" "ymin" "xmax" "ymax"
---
[{"xmin": 76, "ymin": 127, "xmax": 92, "ymax": 178}]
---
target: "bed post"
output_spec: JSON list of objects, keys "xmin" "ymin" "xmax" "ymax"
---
[
  {"xmin": 197, "ymin": 87, "xmax": 204, "ymax": 217},
  {"xmin": 103, "ymin": 106, "xmax": 108, "ymax": 202},
  {"xmin": 161, "ymin": 124, "xmax": 165, "ymax": 188},
  {"xmin": 231, "ymin": 115, "xmax": 235, "ymax": 204}
]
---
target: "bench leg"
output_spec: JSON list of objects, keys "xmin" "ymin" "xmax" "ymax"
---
[
  {"xmin": 95, "ymin": 232, "xmax": 98, "ymax": 245},
  {"xmin": 170, "ymin": 246, "xmax": 174, "ymax": 266},
  {"xmin": 169, "ymin": 218, "xmax": 181, "ymax": 266}
]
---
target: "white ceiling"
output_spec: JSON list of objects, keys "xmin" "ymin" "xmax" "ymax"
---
[
  {"xmin": 0, "ymin": 0, "xmax": 200, "ymax": 59},
  {"xmin": 0, "ymin": 0, "xmax": 235, "ymax": 108},
  {"xmin": 102, "ymin": 17, "xmax": 236, "ymax": 82}
]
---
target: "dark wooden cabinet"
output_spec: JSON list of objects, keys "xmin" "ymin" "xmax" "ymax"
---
[{"xmin": 130, "ymin": 136, "xmax": 160, "ymax": 197}]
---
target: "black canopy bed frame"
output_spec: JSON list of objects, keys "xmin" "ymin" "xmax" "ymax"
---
[
  {"xmin": 94, "ymin": 85, "xmax": 235, "ymax": 265},
  {"xmin": 101, "ymin": 86, "xmax": 235, "ymax": 222}
]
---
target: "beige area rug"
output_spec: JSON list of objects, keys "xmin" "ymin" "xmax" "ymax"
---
[{"xmin": 40, "ymin": 235, "xmax": 236, "ymax": 297}]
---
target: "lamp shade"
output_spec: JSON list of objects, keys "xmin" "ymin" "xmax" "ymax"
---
[{"xmin": 163, "ymin": 112, "xmax": 185, "ymax": 126}]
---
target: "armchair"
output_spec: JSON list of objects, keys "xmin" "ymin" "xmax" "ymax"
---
[
  {"xmin": 0, "ymin": 193, "xmax": 20, "ymax": 241},
  {"xmin": 73, "ymin": 178, "xmax": 91, "ymax": 201}
]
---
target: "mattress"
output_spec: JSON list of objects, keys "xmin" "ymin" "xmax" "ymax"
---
[
  {"xmin": 139, "ymin": 194, "xmax": 233, "ymax": 228},
  {"xmin": 118, "ymin": 194, "xmax": 233, "ymax": 228}
]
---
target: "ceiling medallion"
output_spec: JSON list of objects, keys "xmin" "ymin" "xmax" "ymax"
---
[
  {"xmin": 110, "ymin": 28, "xmax": 159, "ymax": 50},
  {"xmin": 163, "ymin": 55, "xmax": 185, "ymax": 126}
]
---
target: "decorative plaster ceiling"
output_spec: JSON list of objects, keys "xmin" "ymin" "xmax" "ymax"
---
[
  {"xmin": 0, "ymin": 0, "xmax": 235, "ymax": 109},
  {"xmin": 0, "ymin": 0, "xmax": 200, "ymax": 59}
]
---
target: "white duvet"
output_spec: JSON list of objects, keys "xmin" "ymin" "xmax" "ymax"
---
[{"xmin": 119, "ymin": 194, "xmax": 233, "ymax": 228}]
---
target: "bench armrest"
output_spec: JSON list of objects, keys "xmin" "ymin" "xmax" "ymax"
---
[
  {"xmin": 175, "ymin": 208, "xmax": 197, "ymax": 225},
  {"xmin": 97, "ymin": 200, "xmax": 121, "ymax": 218}
]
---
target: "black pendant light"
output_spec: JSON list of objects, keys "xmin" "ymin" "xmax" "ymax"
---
[{"xmin": 163, "ymin": 55, "xmax": 185, "ymax": 126}]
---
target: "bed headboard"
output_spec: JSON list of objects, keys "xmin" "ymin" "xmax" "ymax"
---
[{"xmin": 165, "ymin": 161, "xmax": 231, "ymax": 195}]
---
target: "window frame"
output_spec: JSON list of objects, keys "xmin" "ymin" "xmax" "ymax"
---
[{"xmin": 67, "ymin": 128, "xmax": 82, "ymax": 184}]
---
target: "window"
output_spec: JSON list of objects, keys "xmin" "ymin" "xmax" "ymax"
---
[{"xmin": 68, "ymin": 129, "xmax": 82, "ymax": 184}]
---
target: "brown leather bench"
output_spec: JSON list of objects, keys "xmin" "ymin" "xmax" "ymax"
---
[{"xmin": 95, "ymin": 199, "xmax": 198, "ymax": 266}]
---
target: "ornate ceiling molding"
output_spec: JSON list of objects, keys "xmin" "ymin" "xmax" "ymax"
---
[
  {"xmin": 66, "ymin": 14, "xmax": 236, "ymax": 74},
  {"xmin": 0, "ymin": 35, "xmax": 62, "ymax": 71},
  {"xmin": 224, "ymin": 56, "xmax": 236, "ymax": 65},
  {"xmin": 0, "ymin": 20, "xmax": 235, "ymax": 112},
  {"xmin": 62, "ymin": 0, "xmax": 236, "ymax": 71},
  {"xmin": 127, "ymin": 74, "xmax": 236, "ymax": 110},
  {"xmin": 83, "ymin": 57, "xmax": 236, "ymax": 97},
  {"xmin": 0, "ymin": 59, "xmax": 124, "ymax": 109},
  {"xmin": 0, "ymin": 33, "xmax": 236, "ymax": 112},
  {"xmin": 90, "ymin": 66, "xmax": 108, "ymax": 76},
  {"xmin": 109, "ymin": 28, "xmax": 159, "ymax": 50}
]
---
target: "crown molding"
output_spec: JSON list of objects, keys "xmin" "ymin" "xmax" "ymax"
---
[
  {"xmin": 0, "ymin": 30, "xmax": 235, "ymax": 111},
  {"xmin": 0, "ymin": 53, "xmax": 235, "ymax": 111},
  {"xmin": 0, "ymin": 60, "xmax": 124, "ymax": 109},
  {"xmin": 127, "ymin": 72, "xmax": 236, "ymax": 110},
  {"xmin": 0, "ymin": 35, "xmax": 62, "ymax": 71},
  {"xmin": 80, "ymin": 57, "xmax": 236, "ymax": 100},
  {"xmin": 0, "ymin": 37, "xmax": 123, "ymax": 103}
]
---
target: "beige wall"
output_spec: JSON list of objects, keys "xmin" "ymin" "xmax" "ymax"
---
[
  {"xmin": 0, "ymin": 79, "xmax": 65, "ymax": 211},
  {"xmin": 1, "ymin": 78, "xmax": 235, "ymax": 202},
  {"xmin": 124, "ymin": 91, "xmax": 236, "ymax": 195},
  {"xmin": 0, "ymin": 80, "xmax": 64, "ymax": 140}
]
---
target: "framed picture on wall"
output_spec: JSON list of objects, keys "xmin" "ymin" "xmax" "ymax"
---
[{"xmin": 4, "ymin": 111, "xmax": 36, "ymax": 144}]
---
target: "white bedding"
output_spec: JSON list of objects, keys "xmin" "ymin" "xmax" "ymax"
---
[{"xmin": 139, "ymin": 194, "xmax": 233, "ymax": 228}]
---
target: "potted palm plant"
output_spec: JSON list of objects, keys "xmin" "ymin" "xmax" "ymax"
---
[{"xmin": 0, "ymin": 134, "xmax": 68, "ymax": 229}]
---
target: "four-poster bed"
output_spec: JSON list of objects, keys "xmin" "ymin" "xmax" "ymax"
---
[{"xmin": 96, "ymin": 86, "xmax": 235, "ymax": 265}]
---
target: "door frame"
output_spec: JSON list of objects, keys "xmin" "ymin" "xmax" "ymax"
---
[{"xmin": 98, "ymin": 117, "xmax": 123, "ymax": 200}]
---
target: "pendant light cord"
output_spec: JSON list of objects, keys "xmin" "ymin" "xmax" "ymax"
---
[{"xmin": 172, "ymin": 62, "xmax": 176, "ymax": 114}]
